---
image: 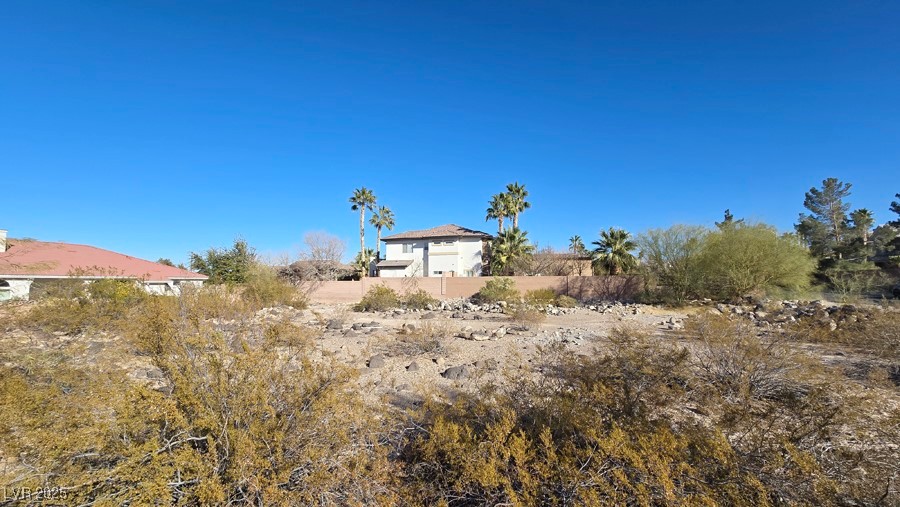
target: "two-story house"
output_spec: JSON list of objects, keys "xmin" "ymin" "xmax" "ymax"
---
[{"xmin": 377, "ymin": 224, "xmax": 492, "ymax": 277}]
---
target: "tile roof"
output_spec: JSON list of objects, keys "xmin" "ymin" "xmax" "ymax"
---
[
  {"xmin": 381, "ymin": 224, "xmax": 492, "ymax": 241},
  {"xmin": 0, "ymin": 240, "xmax": 207, "ymax": 282}
]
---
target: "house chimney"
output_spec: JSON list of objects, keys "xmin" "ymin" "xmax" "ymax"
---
[{"xmin": 0, "ymin": 230, "xmax": 6, "ymax": 253}]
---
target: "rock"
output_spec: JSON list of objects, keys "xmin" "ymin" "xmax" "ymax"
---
[
  {"xmin": 441, "ymin": 365, "xmax": 470, "ymax": 380},
  {"xmin": 367, "ymin": 354, "xmax": 385, "ymax": 368},
  {"xmin": 351, "ymin": 323, "xmax": 363, "ymax": 331},
  {"xmin": 433, "ymin": 357, "xmax": 446, "ymax": 368},
  {"xmin": 396, "ymin": 383, "xmax": 410, "ymax": 391},
  {"xmin": 421, "ymin": 312, "xmax": 436, "ymax": 320},
  {"xmin": 406, "ymin": 361, "xmax": 420, "ymax": 372},
  {"xmin": 451, "ymin": 312, "xmax": 463, "ymax": 319},
  {"xmin": 469, "ymin": 332, "xmax": 491, "ymax": 341},
  {"xmin": 326, "ymin": 319, "xmax": 343, "ymax": 330}
]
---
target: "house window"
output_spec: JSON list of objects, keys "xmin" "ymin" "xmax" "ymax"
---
[
  {"xmin": 402, "ymin": 243, "xmax": 413, "ymax": 253},
  {"xmin": 433, "ymin": 270, "xmax": 443, "ymax": 275}
]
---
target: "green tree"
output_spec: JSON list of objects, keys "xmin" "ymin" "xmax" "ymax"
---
[
  {"xmin": 890, "ymin": 193, "xmax": 900, "ymax": 227},
  {"xmin": 796, "ymin": 178, "xmax": 852, "ymax": 260},
  {"xmin": 849, "ymin": 208, "xmax": 875, "ymax": 245},
  {"xmin": 369, "ymin": 205, "xmax": 395, "ymax": 261},
  {"xmin": 156, "ymin": 258, "xmax": 175, "ymax": 267},
  {"xmin": 189, "ymin": 239, "xmax": 256, "ymax": 284},
  {"xmin": 490, "ymin": 228, "xmax": 535, "ymax": 276},
  {"xmin": 568, "ymin": 235, "xmax": 586, "ymax": 255},
  {"xmin": 349, "ymin": 187, "xmax": 377, "ymax": 260},
  {"xmin": 352, "ymin": 248, "xmax": 375, "ymax": 278},
  {"xmin": 591, "ymin": 228, "xmax": 638, "ymax": 275},
  {"xmin": 699, "ymin": 224, "xmax": 815, "ymax": 301},
  {"xmin": 637, "ymin": 226, "xmax": 708, "ymax": 303},
  {"xmin": 485, "ymin": 193, "xmax": 512, "ymax": 235},
  {"xmin": 715, "ymin": 209, "xmax": 744, "ymax": 230},
  {"xmin": 505, "ymin": 182, "xmax": 531, "ymax": 229}
]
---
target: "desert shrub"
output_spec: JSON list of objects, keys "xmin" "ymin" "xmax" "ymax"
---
[
  {"xmin": 401, "ymin": 331, "xmax": 766, "ymax": 506},
  {"xmin": 403, "ymin": 289, "xmax": 437, "ymax": 310},
  {"xmin": 476, "ymin": 277, "xmax": 519, "ymax": 303},
  {"xmin": 382, "ymin": 322, "xmax": 450, "ymax": 356},
  {"xmin": 19, "ymin": 279, "xmax": 149, "ymax": 335},
  {"xmin": 637, "ymin": 225, "xmax": 708, "ymax": 304},
  {"xmin": 355, "ymin": 284, "xmax": 400, "ymax": 312},
  {"xmin": 555, "ymin": 294, "xmax": 578, "ymax": 308},
  {"xmin": 824, "ymin": 262, "xmax": 892, "ymax": 302},
  {"xmin": 524, "ymin": 287, "xmax": 557, "ymax": 305},
  {"xmin": 505, "ymin": 304, "xmax": 546, "ymax": 329},
  {"xmin": 787, "ymin": 306, "xmax": 900, "ymax": 360},
  {"xmin": 687, "ymin": 314, "xmax": 807, "ymax": 401},
  {"xmin": 242, "ymin": 263, "xmax": 307, "ymax": 309},
  {"xmin": 1, "ymin": 303, "xmax": 398, "ymax": 505},
  {"xmin": 698, "ymin": 224, "xmax": 816, "ymax": 301}
]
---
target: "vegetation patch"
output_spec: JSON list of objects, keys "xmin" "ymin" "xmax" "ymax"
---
[
  {"xmin": 355, "ymin": 284, "xmax": 401, "ymax": 312},
  {"xmin": 476, "ymin": 277, "xmax": 520, "ymax": 304}
]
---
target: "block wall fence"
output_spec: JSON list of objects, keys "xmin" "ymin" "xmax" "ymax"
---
[{"xmin": 306, "ymin": 275, "xmax": 642, "ymax": 304}]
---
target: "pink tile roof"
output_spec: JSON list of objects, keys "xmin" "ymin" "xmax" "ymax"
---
[
  {"xmin": 0, "ymin": 240, "xmax": 207, "ymax": 282},
  {"xmin": 381, "ymin": 224, "xmax": 492, "ymax": 241}
]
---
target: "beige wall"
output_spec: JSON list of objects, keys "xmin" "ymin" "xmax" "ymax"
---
[{"xmin": 307, "ymin": 275, "xmax": 641, "ymax": 303}]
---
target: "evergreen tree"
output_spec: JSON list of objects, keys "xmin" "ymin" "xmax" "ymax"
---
[
  {"xmin": 795, "ymin": 178, "xmax": 852, "ymax": 260},
  {"xmin": 715, "ymin": 209, "xmax": 744, "ymax": 230}
]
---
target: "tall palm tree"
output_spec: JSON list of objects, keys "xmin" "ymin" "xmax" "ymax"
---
[
  {"xmin": 485, "ymin": 193, "xmax": 512, "ymax": 235},
  {"xmin": 490, "ymin": 227, "xmax": 535, "ymax": 276},
  {"xmin": 592, "ymin": 227, "xmax": 637, "ymax": 275},
  {"xmin": 569, "ymin": 235, "xmax": 586, "ymax": 255},
  {"xmin": 349, "ymin": 187, "xmax": 377, "ymax": 261},
  {"xmin": 369, "ymin": 205, "xmax": 395, "ymax": 261},
  {"xmin": 505, "ymin": 182, "xmax": 531, "ymax": 229}
]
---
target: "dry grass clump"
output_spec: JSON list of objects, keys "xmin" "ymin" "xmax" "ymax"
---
[
  {"xmin": 506, "ymin": 304, "xmax": 546, "ymax": 329},
  {"xmin": 380, "ymin": 321, "xmax": 452, "ymax": 357}
]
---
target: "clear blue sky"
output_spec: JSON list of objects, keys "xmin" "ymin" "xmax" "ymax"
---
[{"xmin": 3, "ymin": 1, "xmax": 898, "ymax": 264}]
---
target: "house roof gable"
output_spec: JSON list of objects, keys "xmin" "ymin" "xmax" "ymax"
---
[{"xmin": 382, "ymin": 224, "xmax": 492, "ymax": 241}]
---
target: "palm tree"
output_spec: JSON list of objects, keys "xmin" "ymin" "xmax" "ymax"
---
[
  {"xmin": 591, "ymin": 227, "xmax": 637, "ymax": 275},
  {"xmin": 485, "ymin": 193, "xmax": 512, "ymax": 235},
  {"xmin": 505, "ymin": 182, "xmax": 531, "ymax": 229},
  {"xmin": 352, "ymin": 248, "xmax": 375, "ymax": 278},
  {"xmin": 568, "ymin": 235, "xmax": 586, "ymax": 255},
  {"xmin": 369, "ymin": 205, "xmax": 395, "ymax": 261},
  {"xmin": 349, "ymin": 187, "xmax": 377, "ymax": 260},
  {"xmin": 490, "ymin": 227, "xmax": 535, "ymax": 276}
]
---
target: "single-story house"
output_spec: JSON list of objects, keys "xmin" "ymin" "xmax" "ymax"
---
[
  {"xmin": 0, "ymin": 230, "xmax": 207, "ymax": 301},
  {"xmin": 377, "ymin": 224, "xmax": 492, "ymax": 278}
]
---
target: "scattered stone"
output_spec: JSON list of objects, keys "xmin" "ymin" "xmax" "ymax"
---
[
  {"xmin": 406, "ymin": 361, "xmax": 420, "ymax": 372},
  {"xmin": 441, "ymin": 365, "xmax": 470, "ymax": 380},
  {"xmin": 326, "ymin": 319, "xmax": 343, "ymax": 330},
  {"xmin": 367, "ymin": 354, "xmax": 385, "ymax": 369}
]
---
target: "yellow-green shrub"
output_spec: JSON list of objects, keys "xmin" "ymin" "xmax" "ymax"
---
[
  {"xmin": 355, "ymin": 284, "xmax": 400, "ymax": 312},
  {"xmin": 555, "ymin": 294, "xmax": 578, "ymax": 308},
  {"xmin": 476, "ymin": 277, "xmax": 519, "ymax": 303},
  {"xmin": 524, "ymin": 287, "xmax": 557, "ymax": 305}
]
